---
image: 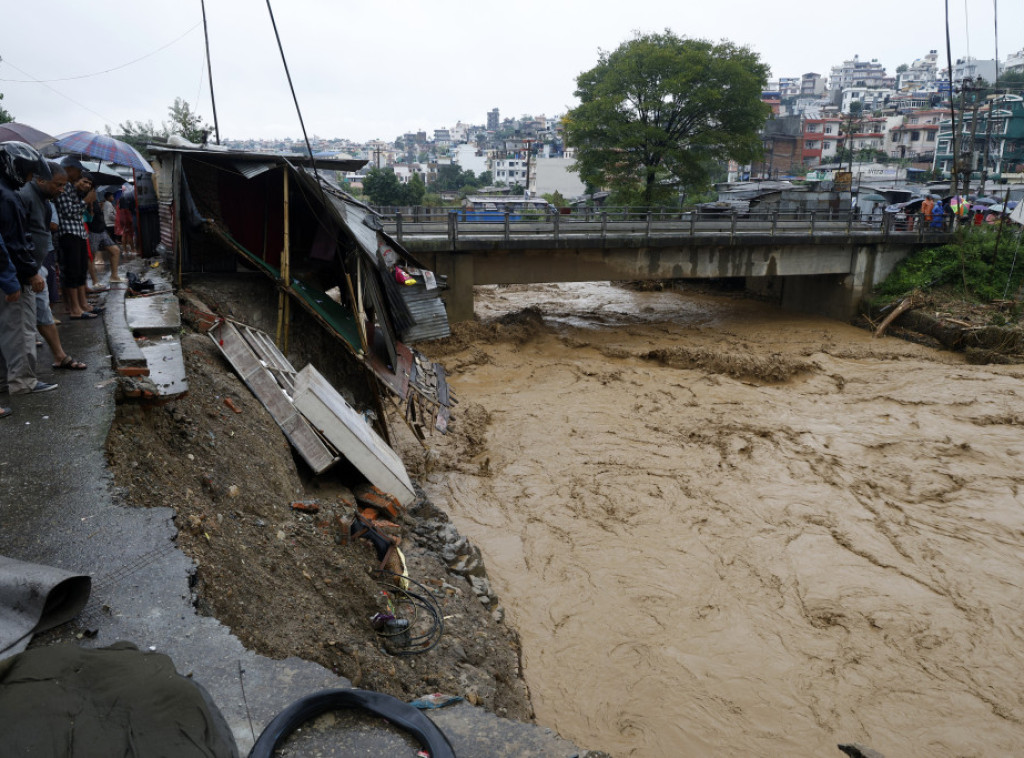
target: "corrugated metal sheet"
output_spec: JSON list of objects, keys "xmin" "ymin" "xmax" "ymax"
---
[
  {"xmin": 399, "ymin": 284, "xmax": 451, "ymax": 343},
  {"xmin": 158, "ymin": 201, "xmax": 174, "ymax": 250},
  {"xmin": 231, "ymin": 160, "xmax": 275, "ymax": 179}
]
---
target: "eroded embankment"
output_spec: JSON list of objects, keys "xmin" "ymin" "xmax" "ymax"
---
[{"xmin": 407, "ymin": 283, "xmax": 1024, "ymax": 758}]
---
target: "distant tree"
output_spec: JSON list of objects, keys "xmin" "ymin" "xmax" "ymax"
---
[
  {"xmin": 848, "ymin": 100, "xmax": 864, "ymax": 116},
  {"xmin": 363, "ymin": 167, "xmax": 426, "ymax": 206},
  {"xmin": 542, "ymin": 191, "xmax": 567, "ymax": 207},
  {"xmin": 0, "ymin": 92, "xmax": 13, "ymax": 124},
  {"xmin": 564, "ymin": 30, "xmax": 769, "ymax": 207},
  {"xmin": 107, "ymin": 119, "xmax": 164, "ymax": 157},
  {"xmin": 363, "ymin": 167, "xmax": 405, "ymax": 205},
  {"xmin": 896, "ymin": 63, "xmax": 909, "ymax": 74},
  {"xmin": 166, "ymin": 97, "xmax": 212, "ymax": 144},
  {"xmin": 477, "ymin": 170, "xmax": 493, "ymax": 186},
  {"xmin": 403, "ymin": 173, "xmax": 426, "ymax": 205}
]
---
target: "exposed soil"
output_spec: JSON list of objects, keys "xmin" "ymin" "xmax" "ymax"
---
[{"xmin": 105, "ymin": 329, "xmax": 532, "ymax": 721}]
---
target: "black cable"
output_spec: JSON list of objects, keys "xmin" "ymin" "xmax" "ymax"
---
[
  {"xmin": 373, "ymin": 570, "xmax": 445, "ymax": 655},
  {"xmin": 200, "ymin": 0, "xmax": 221, "ymax": 145},
  {"xmin": 264, "ymin": 1, "xmax": 320, "ymax": 181}
]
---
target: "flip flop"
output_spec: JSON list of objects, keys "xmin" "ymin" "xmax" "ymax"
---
[
  {"xmin": 53, "ymin": 356, "xmax": 87, "ymax": 370},
  {"xmin": 0, "ymin": 407, "xmax": 11, "ymax": 419},
  {"xmin": 70, "ymin": 312, "xmax": 99, "ymax": 320}
]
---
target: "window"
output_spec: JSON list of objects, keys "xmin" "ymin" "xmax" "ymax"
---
[
  {"xmin": 926, "ymin": 132, "xmax": 936, "ymax": 142},
  {"xmin": 825, "ymin": 125, "xmax": 835, "ymax": 134},
  {"xmin": 805, "ymin": 140, "xmax": 819, "ymax": 149},
  {"xmin": 807, "ymin": 124, "xmax": 822, "ymax": 133},
  {"xmin": 910, "ymin": 131, "xmax": 920, "ymax": 142}
]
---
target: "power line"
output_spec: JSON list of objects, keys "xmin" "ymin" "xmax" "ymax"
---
[
  {"xmin": 0, "ymin": 58, "xmax": 116, "ymax": 125},
  {"xmin": 0, "ymin": 24, "xmax": 201, "ymax": 84}
]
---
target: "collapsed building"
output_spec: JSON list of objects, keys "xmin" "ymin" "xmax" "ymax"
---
[{"xmin": 148, "ymin": 145, "xmax": 454, "ymax": 462}]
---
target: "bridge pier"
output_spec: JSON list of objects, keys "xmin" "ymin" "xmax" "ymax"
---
[{"xmin": 441, "ymin": 252, "xmax": 476, "ymax": 323}]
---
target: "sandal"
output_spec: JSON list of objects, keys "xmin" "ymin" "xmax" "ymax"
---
[
  {"xmin": 53, "ymin": 356, "xmax": 87, "ymax": 370},
  {"xmin": 0, "ymin": 407, "xmax": 10, "ymax": 419},
  {"xmin": 70, "ymin": 312, "xmax": 99, "ymax": 320}
]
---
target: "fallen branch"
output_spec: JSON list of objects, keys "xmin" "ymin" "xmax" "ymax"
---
[{"xmin": 874, "ymin": 293, "xmax": 922, "ymax": 338}]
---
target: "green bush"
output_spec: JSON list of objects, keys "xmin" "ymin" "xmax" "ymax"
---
[{"xmin": 875, "ymin": 226, "xmax": 1024, "ymax": 303}]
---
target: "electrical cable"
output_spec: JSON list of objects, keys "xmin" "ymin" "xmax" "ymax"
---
[
  {"xmin": 0, "ymin": 58, "xmax": 116, "ymax": 125},
  {"xmin": 264, "ymin": 0, "xmax": 321, "ymax": 185},
  {"xmin": 372, "ymin": 569, "xmax": 445, "ymax": 656},
  {"xmin": 0, "ymin": 24, "xmax": 201, "ymax": 83}
]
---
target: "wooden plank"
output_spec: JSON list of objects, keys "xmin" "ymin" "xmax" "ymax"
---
[{"xmin": 211, "ymin": 320, "xmax": 338, "ymax": 474}]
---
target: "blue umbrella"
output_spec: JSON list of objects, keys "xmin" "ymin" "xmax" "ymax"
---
[{"xmin": 53, "ymin": 131, "xmax": 153, "ymax": 173}]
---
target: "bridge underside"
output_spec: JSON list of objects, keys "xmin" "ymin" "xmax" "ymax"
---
[{"xmin": 415, "ymin": 238, "xmax": 917, "ymax": 322}]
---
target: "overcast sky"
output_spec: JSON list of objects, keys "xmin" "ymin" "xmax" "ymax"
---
[{"xmin": 2, "ymin": 1, "xmax": 1021, "ymax": 143}]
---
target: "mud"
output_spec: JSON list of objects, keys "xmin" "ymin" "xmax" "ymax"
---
[{"xmin": 409, "ymin": 282, "xmax": 1024, "ymax": 757}]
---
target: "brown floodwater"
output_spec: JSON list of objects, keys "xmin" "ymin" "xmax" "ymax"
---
[{"xmin": 415, "ymin": 282, "xmax": 1024, "ymax": 757}]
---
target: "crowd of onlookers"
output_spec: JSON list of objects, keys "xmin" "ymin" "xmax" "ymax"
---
[{"xmin": 0, "ymin": 141, "xmax": 137, "ymax": 419}]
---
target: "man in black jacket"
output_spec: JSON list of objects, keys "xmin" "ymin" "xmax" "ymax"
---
[{"xmin": 0, "ymin": 141, "xmax": 57, "ymax": 396}]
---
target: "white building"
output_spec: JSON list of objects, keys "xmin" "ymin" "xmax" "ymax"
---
[
  {"xmin": 452, "ymin": 143, "xmax": 489, "ymax": 176},
  {"xmin": 841, "ymin": 87, "xmax": 895, "ymax": 113},
  {"xmin": 830, "ymin": 55, "xmax": 892, "ymax": 92},
  {"xmin": 951, "ymin": 57, "xmax": 998, "ymax": 84},
  {"xmin": 528, "ymin": 156, "xmax": 586, "ymax": 199},
  {"xmin": 492, "ymin": 157, "xmax": 528, "ymax": 186},
  {"xmin": 898, "ymin": 51, "xmax": 939, "ymax": 91}
]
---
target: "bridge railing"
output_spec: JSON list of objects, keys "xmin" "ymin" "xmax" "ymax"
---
[{"xmin": 378, "ymin": 208, "xmax": 954, "ymax": 245}]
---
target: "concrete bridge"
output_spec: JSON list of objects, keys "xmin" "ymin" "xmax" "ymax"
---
[{"xmin": 383, "ymin": 212, "xmax": 951, "ymax": 322}]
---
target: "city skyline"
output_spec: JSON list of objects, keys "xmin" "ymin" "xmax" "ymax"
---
[{"xmin": 2, "ymin": 1, "xmax": 1021, "ymax": 143}]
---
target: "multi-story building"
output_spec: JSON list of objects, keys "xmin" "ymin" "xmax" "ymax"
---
[
  {"xmin": 933, "ymin": 94, "xmax": 1024, "ymax": 178},
  {"xmin": 487, "ymin": 108, "xmax": 500, "ymax": 131},
  {"xmin": 898, "ymin": 51, "xmax": 939, "ymax": 91},
  {"xmin": 778, "ymin": 77, "xmax": 801, "ymax": 97},
  {"xmin": 1005, "ymin": 49, "xmax": 1024, "ymax": 76},
  {"xmin": 888, "ymin": 109, "xmax": 946, "ymax": 162},
  {"xmin": 801, "ymin": 72, "xmax": 825, "ymax": 96},
  {"xmin": 801, "ymin": 116, "xmax": 845, "ymax": 164},
  {"xmin": 841, "ymin": 87, "xmax": 895, "ymax": 113},
  {"xmin": 830, "ymin": 56, "xmax": 892, "ymax": 92},
  {"xmin": 950, "ymin": 57, "xmax": 998, "ymax": 84},
  {"xmin": 492, "ymin": 157, "xmax": 528, "ymax": 186},
  {"xmin": 847, "ymin": 117, "xmax": 888, "ymax": 155}
]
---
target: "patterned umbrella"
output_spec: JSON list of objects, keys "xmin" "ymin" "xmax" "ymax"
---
[
  {"xmin": 53, "ymin": 131, "xmax": 153, "ymax": 173},
  {"xmin": 0, "ymin": 122, "xmax": 56, "ymax": 149}
]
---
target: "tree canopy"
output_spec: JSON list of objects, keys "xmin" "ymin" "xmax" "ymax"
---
[
  {"xmin": 363, "ymin": 168, "xmax": 425, "ymax": 206},
  {"xmin": 564, "ymin": 31, "xmax": 770, "ymax": 206},
  {"xmin": 108, "ymin": 97, "xmax": 212, "ymax": 155}
]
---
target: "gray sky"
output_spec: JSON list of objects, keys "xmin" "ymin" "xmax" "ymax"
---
[{"xmin": 2, "ymin": 1, "xmax": 1021, "ymax": 143}]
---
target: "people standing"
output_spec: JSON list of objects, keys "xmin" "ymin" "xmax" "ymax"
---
[
  {"xmin": 54, "ymin": 158, "xmax": 100, "ymax": 319},
  {"xmin": 0, "ymin": 141, "xmax": 58, "ymax": 398},
  {"xmin": 117, "ymin": 187, "xmax": 136, "ymax": 255},
  {"xmin": 102, "ymin": 191, "xmax": 117, "ymax": 240},
  {"xmin": 86, "ymin": 191, "xmax": 122, "ymax": 283},
  {"xmin": 0, "ymin": 231, "xmax": 19, "ymax": 418},
  {"xmin": 18, "ymin": 161, "xmax": 87, "ymax": 372},
  {"xmin": 921, "ymin": 196, "xmax": 935, "ymax": 226}
]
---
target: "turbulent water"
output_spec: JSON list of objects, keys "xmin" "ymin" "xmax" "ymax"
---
[{"xmin": 417, "ymin": 282, "xmax": 1024, "ymax": 757}]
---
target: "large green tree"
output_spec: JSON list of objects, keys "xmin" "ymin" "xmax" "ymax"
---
[
  {"xmin": 564, "ymin": 31, "xmax": 770, "ymax": 206},
  {"xmin": 363, "ymin": 167, "xmax": 425, "ymax": 206}
]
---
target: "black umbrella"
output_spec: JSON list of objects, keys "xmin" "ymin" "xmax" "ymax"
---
[{"xmin": 0, "ymin": 122, "xmax": 56, "ymax": 149}]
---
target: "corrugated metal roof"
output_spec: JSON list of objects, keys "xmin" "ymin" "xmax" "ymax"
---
[
  {"xmin": 232, "ymin": 160, "xmax": 275, "ymax": 179},
  {"xmin": 399, "ymin": 283, "xmax": 451, "ymax": 343},
  {"xmin": 149, "ymin": 145, "xmax": 366, "ymax": 173}
]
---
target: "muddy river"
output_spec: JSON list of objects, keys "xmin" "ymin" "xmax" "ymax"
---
[{"xmin": 416, "ymin": 282, "xmax": 1024, "ymax": 757}]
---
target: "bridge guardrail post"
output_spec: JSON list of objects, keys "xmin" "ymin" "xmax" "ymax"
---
[
  {"xmin": 646, "ymin": 211, "xmax": 653, "ymax": 240},
  {"xmin": 846, "ymin": 209, "xmax": 852, "ymax": 235},
  {"xmin": 730, "ymin": 212, "xmax": 737, "ymax": 240},
  {"xmin": 810, "ymin": 211, "xmax": 816, "ymax": 235},
  {"xmin": 917, "ymin": 213, "xmax": 924, "ymax": 241},
  {"xmin": 882, "ymin": 212, "xmax": 890, "ymax": 241},
  {"xmin": 689, "ymin": 210, "xmax": 695, "ymax": 236},
  {"xmin": 601, "ymin": 212, "xmax": 608, "ymax": 241},
  {"xmin": 771, "ymin": 211, "xmax": 777, "ymax": 236},
  {"xmin": 554, "ymin": 211, "xmax": 560, "ymax": 242},
  {"xmin": 504, "ymin": 211, "xmax": 510, "ymax": 242},
  {"xmin": 448, "ymin": 211, "xmax": 458, "ymax": 246},
  {"xmin": 395, "ymin": 212, "xmax": 403, "ymax": 243}
]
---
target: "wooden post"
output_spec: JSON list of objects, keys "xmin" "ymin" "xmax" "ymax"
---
[{"xmin": 276, "ymin": 169, "xmax": 291, "ymax": 349}]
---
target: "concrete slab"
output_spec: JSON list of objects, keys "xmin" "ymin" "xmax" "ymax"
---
[
  {"xmin": 103, "ymin": 284, "xmax": 147, "ymax": 373},
  {"xmin": 125, "ymin": 292, "xmax": 181, "ymax": 335},
  {"xmin": 139, "ymin": 337, "xmax": 189, "ymax": 397}
]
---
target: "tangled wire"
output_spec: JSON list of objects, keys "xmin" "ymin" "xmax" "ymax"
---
[{"xmin": 370, "ymin": 570, "xmax": 445, "ymax": 656}]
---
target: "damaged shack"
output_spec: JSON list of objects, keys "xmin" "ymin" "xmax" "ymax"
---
[{"xmin": 149, "ymin": 146, "xmax": 454, "ymax": 466}]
